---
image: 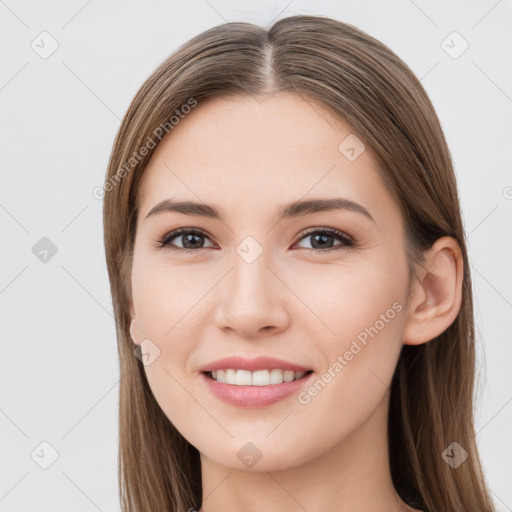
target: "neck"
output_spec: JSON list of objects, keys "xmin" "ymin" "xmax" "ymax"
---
[{"xmin": 198, "ymin": 392, "xmax": 417, "ymax": 512}]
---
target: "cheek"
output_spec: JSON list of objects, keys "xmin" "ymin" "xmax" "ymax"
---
[
  {"xmin": 287, "ymin": 254, "xmax": 407, "ymax": 343},
  {"xmin": 288, "ymin": 275, "xmax": 405, "ymax": 460},
  {"xmin": 131, "ymin": 253, "xmax": 208, "ymax": 337},
  {"xmin": 289, "ymin": 257, "xmax": 407, "ymax": 406},
  {"xmin": 131, "ymin": 264, "xmax": 206, "ymax": 444}
]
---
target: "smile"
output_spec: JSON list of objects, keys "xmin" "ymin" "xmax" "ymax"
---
[
  {"xmin": 201, "ymin": 370, "xmax": 314, "ymax": 407},
  {"xmin": 206, "ymin": 369, "xmax": 312, "ymax": 386}
]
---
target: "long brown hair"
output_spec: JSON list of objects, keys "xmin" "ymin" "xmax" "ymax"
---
[{"xmin": 102, "ymin": 14, "xmax": 495, "ymax": 512}]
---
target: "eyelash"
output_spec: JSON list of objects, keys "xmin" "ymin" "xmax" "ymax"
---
[{"xmin": 156, "ymin": 227, "xmax": 354, "ymax": 253}]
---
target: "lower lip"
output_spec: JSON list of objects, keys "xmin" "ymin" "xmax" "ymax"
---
[{"xmin": 201, "ymin": 371, "xmax": 314, "ymax": 407}]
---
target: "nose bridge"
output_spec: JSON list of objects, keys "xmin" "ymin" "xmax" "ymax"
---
[
  {"xmin": 230, "ymin": 238, "xmax": 276, "ymax": 306},
  {"xmin": 214, "ymin": 236, "xmax": 289, "ymax": 335}
]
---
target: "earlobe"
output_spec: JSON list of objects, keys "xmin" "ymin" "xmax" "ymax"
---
[{"xmin": 403, "ymin": 236, "xmax": 464, "ymax": 346}]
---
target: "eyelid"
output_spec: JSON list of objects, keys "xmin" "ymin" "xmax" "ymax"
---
[{"xmin": 295, "ymin": 226, "xmax": 353, "ymax": 245}]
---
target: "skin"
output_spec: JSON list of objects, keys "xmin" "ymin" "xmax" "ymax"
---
[{"xmin": 129, "ymin": 92, "xmax": 463, "ymax": 512}]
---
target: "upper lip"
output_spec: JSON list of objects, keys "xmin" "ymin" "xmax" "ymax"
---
[{"xmin": 200, "ymin": 356, "xmax": 312, "ymax": 373}]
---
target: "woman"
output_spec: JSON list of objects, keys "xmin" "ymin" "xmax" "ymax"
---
[{"xmin": 102, "ymin": 14, "xmax": 495, "ymax": 512}]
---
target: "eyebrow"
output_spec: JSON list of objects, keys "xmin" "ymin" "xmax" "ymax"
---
[{"xmin": 144, "ymin": 197, "xmax": 375, "ymax": 223}]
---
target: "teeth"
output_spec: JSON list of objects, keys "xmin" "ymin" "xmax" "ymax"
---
[{"xmin": 209, "ymin": 369, "xmax": 307, "ymax": 386}]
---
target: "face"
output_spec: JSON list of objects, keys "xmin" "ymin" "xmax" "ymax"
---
[{"xmin": 129, "ymin": 92, "xmax": 411, "ymax": 472}]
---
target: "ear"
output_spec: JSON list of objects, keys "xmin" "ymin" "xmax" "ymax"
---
[
  {"xmin": 129, "ymin": 301, "xmax": 141, "ymax": 346},
  {"xmin": 403, "ymin": 236, "xmax": 464, "ymax": 345}
]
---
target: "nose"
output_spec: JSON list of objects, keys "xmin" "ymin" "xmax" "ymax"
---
[{"xmin": 213, "ymin": 251, "xmax": 291, "ymax": 339}]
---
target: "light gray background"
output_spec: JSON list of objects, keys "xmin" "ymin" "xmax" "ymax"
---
[{"xmin": 1, "ymin": 1, "xmax": 511, "ymax": 510}]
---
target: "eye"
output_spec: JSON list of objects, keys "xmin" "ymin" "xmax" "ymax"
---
[
  {"xmin": 156, "ymin": 227, "xmax": 354, "ymax": 253},
  {"xmin": 157, "ymin": 228, "xmax": 216, "ymax": 251},
  {"xmin": 293, "ymin": 227, "xmax": 354, "ymax": 252}
]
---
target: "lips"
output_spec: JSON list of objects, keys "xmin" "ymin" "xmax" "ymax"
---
[
  {"xmin": 199, "ymin": 356, "xmax": 315, "ymax": 407},
  {"xmin": 201, "ymin": 369, "xmax": 314, "ymax": 407},
  {"xmin": 199, "ymin": 355, "xmax": 312, "ymax": 373}
]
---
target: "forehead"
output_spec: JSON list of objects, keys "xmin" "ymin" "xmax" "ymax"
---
[{"xmin": 136, "ymin": 92, "xmax": 395, "ymax": 222}]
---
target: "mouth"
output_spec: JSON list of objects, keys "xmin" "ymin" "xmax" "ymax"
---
[
  {"xmin": 201, "ymin": 369, "xmax": 314, "ymax": 407},
  {"xmin": 203, "ymin": 369, "xmax": 314, "ymax": 386},
  {"xmin": 199, "ymin": 356, "xmax": 315, "ymax": 406}
]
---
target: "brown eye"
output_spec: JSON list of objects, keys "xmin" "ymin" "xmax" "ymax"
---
[
  {"xmin": 158, "ymin": 229, "xmax": 215, "ymax": 251},
  {"xmin": 157, "ymin": 227, "xmax": 354, "ymax": 253},
  {"xmin": 294, "ymin": 228, "xmax": 353, "ymax": 252}
]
